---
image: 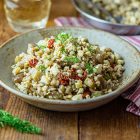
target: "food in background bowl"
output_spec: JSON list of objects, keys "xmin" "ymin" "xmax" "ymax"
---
[
  {"xmin": 12, "ymin": 32, "xmax": 125, "ymax": 100},
  {"xmin": 87, "ymin": 0, "xmax": 140, "ymax": 25}
]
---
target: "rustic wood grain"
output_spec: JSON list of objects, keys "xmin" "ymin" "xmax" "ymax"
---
[
  {"xmin": 79, "ymin": 98, "xmax": 140, "ymax": 140},
  {"xmin": 0, "ymin": 87, "xmax": 10, "ymax": 109},
  {"xmin": 0, "ymin": 0, "xmax": 140, "ymax": 140},
  {"xmin": 0, "ymin": 95, "xmax": 78, "ymax": 140}
]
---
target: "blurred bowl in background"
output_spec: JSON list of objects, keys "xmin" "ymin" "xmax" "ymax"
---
[{"xmin": 72, "ymin": 0, "xmax": 140, "ymax": 35}]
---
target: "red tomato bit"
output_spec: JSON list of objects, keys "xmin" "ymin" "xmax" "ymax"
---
[
  {"xmin": 58, "ymin": 73, "xmax": 69, "ymax": 86},
  {"xmin": 70, "ymin": 68, "xmax": 77, "ymax": 79},
  {"xmin": 70, "ymin": 69, "xmax": 87, "ymax": 80},
  {"xmin": 29, "ymin": 58, "xmax": 38, "ymax": 67},
  {"xmin": 48, "ymin": 39, "xmax": 55, "ymax": 48}
]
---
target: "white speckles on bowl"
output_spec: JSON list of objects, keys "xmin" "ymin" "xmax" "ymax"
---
[{"xmin": 0, "ymin": 27, "xmax": 140, "ymax": 112}]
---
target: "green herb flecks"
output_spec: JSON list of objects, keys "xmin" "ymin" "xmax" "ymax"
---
[
  {"xmin": 93, "ymin": 67, "xmax": 97, "ymax": 73},
  {"xmin": 0, "ymin": 109, "xmax": 41, "ymax": 134},
  {"xmin": 45, "ymin": 55, "xmax": 51, "ymax": 60},
  {"xmin": 87, "ymin": 45, "xmax": 96, "ymax": 53},
  {"xmin": 86, "ymin": 63, "xmax": 97, "ymax": 74},
  {"xmin": 61, "ymin": 47, "xmax": 66, "ymax": 53},
  {"xmin": 64, "ymin": 56, "xmax": 80, "ymax": 63},
  {"xmin": 37, "ymin": 44, "xmax": 46, "ymax": 51},
  {"xmin": 38, "ymin": 65, "xmax": 46, "ymax": 72},
  {"xmin": 92, "ymin": 91, "xmax": 102, "ymax": 97},
  {"xmin": 55, "ymin": 32, "xmax": 71, "ymax": 43},
  {"xmin": 87, "ymin": 46, "xmax": 93, "ymax": 52}
]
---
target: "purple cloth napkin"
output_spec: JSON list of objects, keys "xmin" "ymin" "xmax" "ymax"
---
[{"xmin": 54, "ymin": 17, "xmax": 140, "ymax": 116}]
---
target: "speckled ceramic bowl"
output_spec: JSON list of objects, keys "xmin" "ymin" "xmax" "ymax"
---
[{"xmin": 0, "ymin": 27, "xmax": 140, "ymax": 112}]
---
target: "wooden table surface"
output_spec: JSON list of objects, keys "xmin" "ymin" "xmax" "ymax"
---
[{"xmin": 0, "ymin": 0, "xmax": 139, "ymax": 140}]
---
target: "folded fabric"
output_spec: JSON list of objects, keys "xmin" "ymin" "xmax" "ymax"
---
[{"xmin": 54, "ymin": 17, "xmax": 140, "ymax": 116}]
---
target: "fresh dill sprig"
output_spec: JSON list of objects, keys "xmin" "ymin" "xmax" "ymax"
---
[{"xmin": 0, "ymin": 109, "xmax": 41, "ymax": 134}]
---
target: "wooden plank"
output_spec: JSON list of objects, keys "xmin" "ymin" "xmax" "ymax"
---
[
  {"xmin": 78, "ymin": 97, "xmax": 140, "ymax": 140},
  {"xmin": 0, "ymin": 87, "xmax": 10, "ymax": 109}
]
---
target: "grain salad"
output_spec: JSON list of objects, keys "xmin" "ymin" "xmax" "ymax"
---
[{"xmin": 11, "ymin": 33, "xmax": 125, "ymax": 100}]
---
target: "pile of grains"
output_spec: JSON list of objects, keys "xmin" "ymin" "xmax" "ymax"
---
[{"xmin": 12, "ymin": 33, "xmax": 125, "ymax": 100}]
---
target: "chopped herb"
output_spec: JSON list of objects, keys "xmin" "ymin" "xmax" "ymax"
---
[
  {"xmin": 46, "ymin": 55, "xmax": 51, "ymax": 60},
  {"xmin": 61, "ymin": 47, "xmax": 66, "ymax": 53},
  {"xmin": 87, "ymin": 46, "xmax": 92, "ymax": 52},
  {"xmin": 38, "ymin": 65, "xmax": 46, "ymax": 72},
  {"xmin": 64, "ymin": 56, "xmax": 80, "ymax": 63},
  {"xmin": 0, "ymin": 109, "xmax": 41, "ymax": 134},
  {"xmin": 93, "ymin": 67, "xmax": 97, "ymax": 73},
  {"xmin": 85, "ymin": 63, "xmax": 97, "ymax": 74},
  {"xmin": 92, "ymin": 91, "xmax": 102, "ymax": 97},
  {"xmin": 55, "ymin": 39, "xmax": 61, "ymax": 44},
  {"xmin": 55, "ymin": 32, "xmax": 71, "ymax": 43},
  {"xmin": 86, "ymin": 63, "xmax": 93, "ymax": 74},
  {"xmin": 37, "ymin": 45, "xmax": 46, "ymax": 51},
  {"xmin": 87, "ymin": 45, "xmax": 96, "ymax": 53}
]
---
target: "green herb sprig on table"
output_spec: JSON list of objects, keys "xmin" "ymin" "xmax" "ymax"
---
[{"xmin": 0, "ymin": 109, "xmax": 41, "ymax": 134}]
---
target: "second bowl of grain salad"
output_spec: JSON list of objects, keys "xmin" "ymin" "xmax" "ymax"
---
[
  {"xmin": 0, "ymin": 27, "xmax": 139, "ymax": 111},
  {"xmin": 72, "ymin": 0, "xmax": 140, "ymax": 35}
]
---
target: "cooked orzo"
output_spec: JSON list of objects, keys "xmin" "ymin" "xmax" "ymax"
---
[{"xmin": 11, "ymin": 32, "xmax": 125, "ymax": 100}]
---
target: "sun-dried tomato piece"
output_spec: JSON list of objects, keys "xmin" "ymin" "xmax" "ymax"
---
[
  {"xmin": 71, "ymin": 68, "xmax": 76, "ymax": 72},
  {"xmin": 59, "ymin": 79, "xmax": 69, "ymax": 86},
  {"xmin": 58, "ymin": 73, "xmax": 69, "ymax": 86},
  {"xmin": 29, "ymin": 58, "xmax": 38, "ymax": 67},
  {"xmin": 70, "ymin": 69, "xmax": 87, "ymax": 81},
  {"xmin": 48, "ymin": 39, "xmax": 55, "ymax": 48},
  {"xmin": 82, "ymin": 71, "xmax": 87, "ymax": 80},
  {"xmin": 70, "ymin": 68, "xmax": 77, "ymax": 79}
]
